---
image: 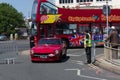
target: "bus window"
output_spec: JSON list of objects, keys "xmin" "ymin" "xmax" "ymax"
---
[
  {"xmin": 92, "ymin": 27, "xmax": 100, "ymax": 34},
  {"xmin": 40, "ymin": 26, "xmax": 44, "ymax": 38},
  {"xmin": 40, "ymin": 25, "xmax": 54, "ymax": 38},
  {"xmin": 31, "ymin": 23, "xmax": 37, "ymax": 36},
  {"xmin": 92, "ymin": 25, "xmax": 104, "ymax": 42},
  {"xmin": 115, "ymin": 26, "xmax": 120, "ymax": 34},
  {"xmin": 40, "ymin": 5, "xmax": 47, "ymax": 14},
  {"xmin": 56, "ymin": 23, "xmax": 68, "ymax": 34},
  {"xmin": 69, "ymin": 24, "xmax": 77, "ymax": 34},
  {"xmin": 47, "ymin": 26, "xmax": 53, "ymax": 37},
  {"xmin": 78, "ymin": 25, "xmax": 90, "ymax": 34},
  {"xmin": 31, "ymin": 0, "xmax": 38, "ymax": 20},
  {"xmin": 40, "ymin": 2, "xmax": 58, "ymax": 14},
  {"xmin": 56, "ymin": 23, "xmax": 77, "ymax": 34}
]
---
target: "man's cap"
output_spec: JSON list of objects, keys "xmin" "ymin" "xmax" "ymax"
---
[{"xmin": 111, "ymin": 26, "xmax": 115, "ymax": 29}]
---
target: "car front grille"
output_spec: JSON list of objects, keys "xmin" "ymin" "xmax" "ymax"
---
[{"xmin": 33, "ymin": 53, "xmax": 49, "ymax": 57}]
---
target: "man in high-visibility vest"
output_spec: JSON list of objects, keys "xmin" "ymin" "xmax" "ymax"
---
[{"xmin": 84, "ymin": 30, "xmax": 92, "ymax": 64}]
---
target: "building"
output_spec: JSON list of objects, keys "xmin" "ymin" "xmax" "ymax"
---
[{"xmin": 54, "ymin": 0, "xmax": 120, "ymax": 9}]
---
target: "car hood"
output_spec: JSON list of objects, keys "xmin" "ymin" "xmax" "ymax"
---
[{"xmin": 32, "ymin": 44, "xmax": 62, "ymax": 53}]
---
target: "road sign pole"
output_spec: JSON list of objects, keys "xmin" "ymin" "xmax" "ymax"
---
[
  {"xmin": 106, "ymin": 0, "xmax": 109, "ymax": 36},
  {"xmin": 92, "ymin": 42, "xmax": 96, "ymax": 63}
]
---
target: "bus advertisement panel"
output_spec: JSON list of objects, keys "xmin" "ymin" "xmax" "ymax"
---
[{"xmin": 30, "ymin": 0, "xmax": 120, "ymax": 47}]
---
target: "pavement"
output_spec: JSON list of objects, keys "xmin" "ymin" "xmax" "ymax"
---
[
  {"xmin": 21, "ymin": 50, "xmax": 120, "ymax": 75},
  {"xmin": 21, "ymin": 50, "xmax": 30, "ymax": 56},
  {"xmin": 94, "ymin": 54, "xmax": 120, "ymax": 74}
]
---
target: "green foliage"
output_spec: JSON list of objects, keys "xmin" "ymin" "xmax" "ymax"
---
[{"xmin": 0, "ymin": 3, "xmax": 25, "ymax": 35}]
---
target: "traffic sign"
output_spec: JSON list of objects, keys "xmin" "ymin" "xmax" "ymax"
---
[{"xmin": 102, "ymin": 5, "xmax": 111, "ymax": 15}]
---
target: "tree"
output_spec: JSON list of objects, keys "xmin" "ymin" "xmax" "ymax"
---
[{"xmin": 0, "ymin": 3, "xmax": 25, "ymax": 35}]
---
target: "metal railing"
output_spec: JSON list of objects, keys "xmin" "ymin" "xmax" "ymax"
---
[
  {"xmin": 104, "ymin": 42, "xmax": 120, "ymax": 66},
  {"xmin": 0, "ymin": 41, "xmax": 18, "ymax": 64}
]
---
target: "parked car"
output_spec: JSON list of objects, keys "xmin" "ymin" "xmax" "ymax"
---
[
  {"xmin": 30, "ymin": 37, "xmax": 67, "ymax": 62},
  {"xmin": 0, "ymin": 34, "xmax": 7, "ymax": 41}
]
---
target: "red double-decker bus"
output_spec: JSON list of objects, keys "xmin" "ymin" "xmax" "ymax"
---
[{"xmin": 30, "ymin": 0, "xmax": 120, "ymax": 48}]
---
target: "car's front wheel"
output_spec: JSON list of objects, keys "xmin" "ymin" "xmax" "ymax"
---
[
  {"xmin": 62, "ymin": 48, "xmax": 67, "ymax": 58},
  {"xmin": 58, "ymin": 53, "xmax": 62, "ymax": 62}
]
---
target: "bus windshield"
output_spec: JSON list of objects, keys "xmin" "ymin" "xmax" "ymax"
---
[
  {"xmin": 31, "ymin": 0, "xmax": 38, "ymax": 20},
  {"xmin": 31, "ymin": 22, "xmax": 37, "ymax": 36},
  {"xmin": 40, "ymin": 2, "xmax": 58, "ymax": 14}
]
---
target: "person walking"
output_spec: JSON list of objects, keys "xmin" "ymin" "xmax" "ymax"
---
[
  {"xmin": 84, "ymin": 30, "xmax": 92, "ymax": 64},
  {"xmin": 105, "ymin": 26, "xmax": 119, "ymax": 59}
]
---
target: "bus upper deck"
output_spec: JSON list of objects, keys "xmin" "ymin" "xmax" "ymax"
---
[{"xmin": 30, "ymin": 0, "xmax": 120, "ymax": 47}]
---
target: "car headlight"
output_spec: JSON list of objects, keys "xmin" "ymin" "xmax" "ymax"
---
[
  {"xmin": 30, "ymin": 50, "xmax": 34, "ymax": 54},
  {"xmin": 48, "ymin": 54, "xmax": 55, "ymax": 57},
  {"xmin": 55, "ymin": 50, "xmax": 59, "ymax": 54}
]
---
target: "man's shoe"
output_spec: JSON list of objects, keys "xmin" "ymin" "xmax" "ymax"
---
[
  {"xmin": 84, "ymin": 62, "xmax": 91, "ymax": 64},
  {"xmin": 87, "ymin": 62, "xmax": 91, "ymax": 64}
]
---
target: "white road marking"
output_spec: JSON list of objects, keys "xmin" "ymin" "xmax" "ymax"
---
[
  {"xmin": 71, "ymin": 60, "xmax": 84, "ymax": 65},
  {"xmin": 65, "ymin": 68, "xmax": 107, "ymax": 80},
  {"xmin": 64, "ymin": 68, "xmax": 81, "ymax": 76},
  {"xmin": 67, "ymin": 51, "xmax": 107, "ymax": 80},
  {"xmin": 79, "ymin": 74, "xmax": 107, "ymax": 80},
  {"xmin": 68, "ymin": 52, "xmax": 85, "ymax": 57},
  {"xmin": 67, "ymin": 54, "xmax": 81, "ymax": 57},
  {"xmin": 77, "ymin": 69, "xmax": 81, "ymax": 76}
]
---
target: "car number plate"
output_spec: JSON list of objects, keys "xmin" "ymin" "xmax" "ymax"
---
[{"xmin": 40, "ymin": 55, "xmax": 47, "ymax": 58}]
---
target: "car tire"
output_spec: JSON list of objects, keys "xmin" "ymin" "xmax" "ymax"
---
[
  {"xmin": 63, "ymin": 49, "xmax": 67, "ymax": 58},
  {"xmin": 31, "ymin": 60, "xmax": 36, "ymax": 63},
  {"xmin": 63, "ymin": 54, "xmax": 66, "ymax": 59},
  {"xmin": 58, "ymin": 53, "xmax": 62, "ymax": 62}
]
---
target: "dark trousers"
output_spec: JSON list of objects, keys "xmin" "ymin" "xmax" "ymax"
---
[{"xmin": 85, "ymin": 47, "xmax": 91, "ymax": 63}]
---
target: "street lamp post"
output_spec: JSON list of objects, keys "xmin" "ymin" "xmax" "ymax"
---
[{"xmin": 106, "ymin": 0, "xmax": 109, "ymax": 36}]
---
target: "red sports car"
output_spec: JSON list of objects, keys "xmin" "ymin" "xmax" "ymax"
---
[{"xmin": 30, "ymin": 38, "xmax": 67, "ymax": 62}]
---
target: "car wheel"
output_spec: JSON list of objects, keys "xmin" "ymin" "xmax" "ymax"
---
[
  {"xmin": 63, "ymin": 54, "xmax": 66, "ymax": 58},
  {"xmin": 58, "ymin": 53, "xmax": 62, "ymax": 62},
  {"xmin": 63, "ymin": 49, "xmax": 67, "ymax": 58},
  {"xmin": 31, "ymin": 60, "xmax": 36, "ymax": 63}
]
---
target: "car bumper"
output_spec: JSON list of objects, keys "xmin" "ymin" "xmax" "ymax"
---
[{"xmin": 31, "ymin": 54, "xmax": 60, "ymax": 62}]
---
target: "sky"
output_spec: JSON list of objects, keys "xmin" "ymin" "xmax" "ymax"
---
[{"xmin": 0, "ymin": 0, "xmax": 54, "ymax": 18}]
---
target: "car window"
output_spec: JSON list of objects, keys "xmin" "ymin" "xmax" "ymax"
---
[{"xmin": 38, "ymin": 39, "xmax": 61, "ymax": 45}]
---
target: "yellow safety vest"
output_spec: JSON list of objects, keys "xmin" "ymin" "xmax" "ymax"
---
[{"xmin": 84, "ymin": 33, "xmax": 92, "ymax": 47}]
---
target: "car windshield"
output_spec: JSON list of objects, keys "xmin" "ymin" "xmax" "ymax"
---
[{"xmin": 38, "ymin": 38, "xmax": 61, "ymax": 45}]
